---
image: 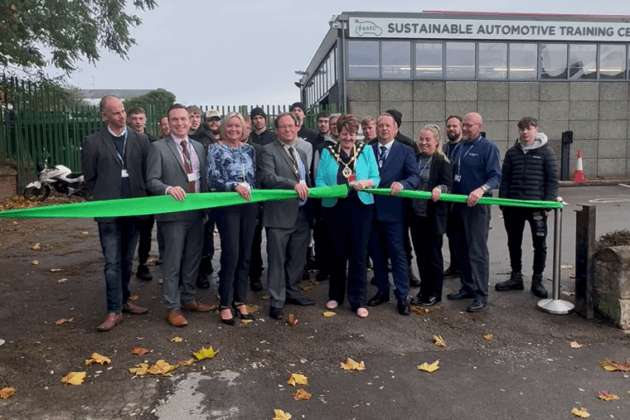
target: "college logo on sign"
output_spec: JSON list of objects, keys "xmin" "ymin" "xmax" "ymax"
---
[{"xmin": 354, "ymin": 19, "xmax": 383, "ymax": 37}]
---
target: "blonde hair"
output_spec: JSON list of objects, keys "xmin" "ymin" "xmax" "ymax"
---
[
  {"xmin": 219, "ymin": 112, "xmax": 246, "ymax": 139},
  {"xmin": 419, "ymin": 124, "xmax": 449, "ymax": 162}
]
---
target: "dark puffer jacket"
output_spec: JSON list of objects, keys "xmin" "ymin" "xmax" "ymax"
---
[{"xmin": 499, "ymin": 133, "xmax": 558, "ymax": 202}]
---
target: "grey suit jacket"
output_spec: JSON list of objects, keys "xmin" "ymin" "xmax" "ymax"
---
[
  {"xmin": 146, "ymin": 135, "xmax": 207, "ymax": 222},
  {"xmin": 81, "ymin": 127, "xmax": 150, "ymax": 222},
  {"xmin": 259, "ymin": 140, "xmax": 312, "ymax": 229}
]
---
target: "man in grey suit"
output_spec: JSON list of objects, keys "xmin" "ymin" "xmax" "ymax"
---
[
  {"xmin": 259, "ymin": 112, "xmax": 315, "ymax": 320},
  {"xmin": 147, "ymin": 104, "xmax": 216, "ymax": 327},
  {"xmin": 82, "ymin": 95, "xmax": 151, "ymax": 332}
]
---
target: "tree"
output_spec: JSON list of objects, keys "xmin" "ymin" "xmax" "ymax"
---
[
  {"xmin": 123, "ymin": 88, "xmax": 176, "ymax": 116},
  {"xmin": 0, "ymin": 1, "xmax": 156, "ymax": 76}
]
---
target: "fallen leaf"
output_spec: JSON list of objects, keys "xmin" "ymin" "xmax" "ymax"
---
[
  {"xmin": 50, "ymin": 268, "xmax": 61, "ymax": 272},
  {"xmin": 0, "ymin": 387, "xmax": 15, "ymax": 399},
  {"xmin": 170, "ymin": 337, "xmax": 183, "ymax": 343},
  {"xmin": 128, "ymin": 295, "xmax": 138, "ymax": 301},
  {"xmin": 147, "ymin": 360, "xmax": 176, "ymax": 376},
  {"xmin": 483, "ymin": 334, "xmax": 493, "ymax": 341},
  {"xmin": 128, "ymin": 364, "xmax": 149, "ymax": 376},
  {"xmin": 57, "ymin": 278, "xmax": 68, "ymax": 284},
  {"xmin": 322, "ymin": 311, "xmax": 336, "ymax": 317},
  {"xmin": 571, "ymin": 407, "xmax": 590, "ymax": 418},
  {"xmin": 569, "ymin": 341, "xmax": 582, "ymax": 349},
  {"xmin": 192, "ymin": 347, "xmax": 217, "ymax": 361},
  {"xmin": 340, "ymin": 358, "xmax": 365, "ymax": 371},
  {"xmin": 418, "ymin": 360, "xmax": 440, "ymax": 373},
  {"xmin": 410, "ymin": 306, "xmax": 429, "ymax": 315},
  {"xmin": 130, "ymin": 347, "xmax": 150, "ymax": 356},
  {"xmin": 287, "ymin": 373, "xmax": 308, "ymax": 387},
  {"xmin": 176, "ymin": 359, "xmax": 195, "ymax": 368},
  {"xmin": 433, "ymin": 335, "xmax": 446, "ymax": 348},
  {"xmin": 570, "ymin": 274, "xmax": 576, "ymax": 279},
  {"xmin": 597, "ymin": 390, "xmax": 619, "ymax": 401},
  {"xmin": 286, "ymin": 314, "xmax": 298, "ymax": 326},
  {"xmin": 599, "ymin": 359, "xmax": 630, "ymax": 372},
  {"xmin": 561, "ymin": 264, "xmax": 573, "ymax": 269},
  {"xmin": 55, "ymin": 317, "xmax": 74, "ymax": 325},
  {"xmin": 245, "ymin": 304, "xmax": 260, "ymax": 314},
  {"xmin": 300, "ymin": 285, "xmax": 312, "ymax": 291},
  {"xmin": 273, "ymin": 409, "xmax": 292, "ymax": 420},
  {"xmin": 31, "ymin": 243, "xmax": 40, "ymax": 250},
  {"xmin": 241, "ymin": 319, "xmax": 253, "ymax": 324},
  {"xmin": 85, "ymin": 353, "xmax": 111, "ymax": 366},
  {"xmin": 82, "ymin": 231, "xmax": 89, "ymax": 235},
  {"xmin": 12, "ymin": 221, "xmax": 17, "ymax": 225},
  {"xmin": 61, "ymin": 372, "xmax": 86, "ymax": 385},
  {"xmin": 31, "ymin": 260, "xmax": 39, "ymax": 265},
  {"xmin": 292, "ymin": 389, "xmax": 311, "ymax": 401}
]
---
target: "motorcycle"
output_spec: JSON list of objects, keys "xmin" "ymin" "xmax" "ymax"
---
[{"xmin": 23, "ymin": 163, "xmax": 88, "ymax": 201}]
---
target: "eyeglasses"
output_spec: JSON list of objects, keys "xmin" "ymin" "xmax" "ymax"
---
[
  {"xmin": 277, "ymin": 125, "xmax": 296, "ymax": 130},
  {"xmin": 461, "ymin": 123, "xmax": 480, "ymax": 128}
]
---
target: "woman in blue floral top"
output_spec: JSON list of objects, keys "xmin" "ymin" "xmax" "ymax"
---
[{"xmin": 207, "ymin": 112, "xmax": 257, "ymax": 325}]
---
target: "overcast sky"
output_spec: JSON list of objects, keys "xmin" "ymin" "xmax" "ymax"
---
[{"xmin": 57, "ymin": 0, "xmax": 630, "ymax": 107}]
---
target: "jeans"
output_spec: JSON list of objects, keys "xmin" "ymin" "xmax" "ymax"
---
[{"xmin": 97, "ymin": 218, "xmax": 140, "ymax": 313}]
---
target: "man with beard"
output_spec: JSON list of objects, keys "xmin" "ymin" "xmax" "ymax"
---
[{"xmin": 442, "ymin": 115, "xmax": 463, "ymax": 278}]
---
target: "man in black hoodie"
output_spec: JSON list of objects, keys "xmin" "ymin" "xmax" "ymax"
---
[
  {"xmin": 290, "ymin": 102, "xmax": 319, "ymax": 150},
  {"xmin": 250, "ymin": 107, "xmax": 277, "ymax": 147}
]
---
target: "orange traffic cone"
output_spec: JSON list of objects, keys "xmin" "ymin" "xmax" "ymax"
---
[{"xmin": 572, "ymin": 150, "xmax": 589, "ymax": 183}]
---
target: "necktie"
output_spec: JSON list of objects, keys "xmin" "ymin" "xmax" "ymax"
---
[
  {"xmin": 288, "ymin": 146, "xmax": 300, "ymax": 177},
  {"xmin": 180, "ymin": 140, "xmax": 195, "ymax": 193},
  {"xmin": 379, "ymin": 146, "xmax": 387, "ymax": 168}
]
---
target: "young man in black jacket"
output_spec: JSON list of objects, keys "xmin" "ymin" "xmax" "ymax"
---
[{"xmin": 496, "ymin": 116, "xmax": 559, "ymax": 298}]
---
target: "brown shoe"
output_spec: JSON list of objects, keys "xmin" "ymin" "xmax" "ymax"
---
[
  {"xmin": 166, "ymin": 310, "xmax": 188, "ymax": 327},
  {"xmin": 122, "ymin": 302, "xmax": 148, "ymax": 314},
  {"xmin": 97, "ymin": 313, "xmax": 123, "ymax": 332},
  {"xmin": 181, "ymin": 301, "xmax": 217, "ymax": 312}
]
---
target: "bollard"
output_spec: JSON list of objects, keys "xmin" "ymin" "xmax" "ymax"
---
[
  {"xmin": 560, "ymin": 131, "xmax": 573, "ymax": 181},
  {"xmin": 574, "ymin": 204, "xmax": 596, "ymax": 319},
  {"xmin": 538, "ymin": 197, "xmax": 575, "ymax": 314}
]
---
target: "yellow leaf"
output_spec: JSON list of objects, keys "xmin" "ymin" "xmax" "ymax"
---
[
  {"xmin": 286, "ymin": 314, "xmax": 298, "ymax": 326},
  {"xmin": 245, "ymin": 304, "xmax": 260, "ymax": 314},
  {"xmin": 322, "ymin": 311, "xmax": 336, "ymax": 317},
  {"xmin": 241, "ymin": 319, "xmax": 253, "ymax": 324},
  {"xmin": 176, "ymin": 359, "xmax": 195, "ymax": 368},
  {"xmin": 410, "ymin": 306, "xmax": 429, "ymax": 315},
  {"xmin": 340, "ymin": 358, "xmax": 365, "ymax": 371},
  {"xmin": 287, "ymin": 373, "xmax": 308, "ymax": 387},
  {"xmin": 300, "ymin": 285, "xmax": 312, "ymax": 291},
  {"xmin": 193, "ymin": 347, "xmax": 217, "ymax": 361},
  {"xmin": 170, "ymin": 337, "xmax": 183, "ymax": 343},
  {"xmin": 599, "ymin": 359, "xmax": 630, "ymax": 372},
  {"xmin": 433, "ymin": 335, "xmax": 446, "ymax": 348},
  {"xmin": 418, "ymin": 360, "xmax": 440, "ymax": 373},
  {"xmin": 597, "ymin": 390, "xmax": 619, "ymax": 401},
  {"xmin": 57, "ymin": 278, "xmax": 68, "ymax": 284},
  {"xmin": 571, "ymin": 407, "xmax": 590, "ymax": 418},
  {"xmin": 85, "ymin": 353, "xmax": 111, "ymax": 366},
  {"xmin": 130, "ymin": 347, "xmax": 150, "ymax": 356},
  {"xmin": 147, "ymin": 360, "xmax": 176, "ymax": 376},
  {"xmin": 569, "ymin": 341, "xmax": 582, "ymax": 349},
  {"xmin": 483, "ymin": 334, "xmax": 493, "ymax": 341},
  {"xmin": 61, "ymin": 372, "xmax": 86, "ymax": 385},
  {"xmin": 0, "ymin": 387, "xmax": 15, "ymax": 399},
  {"xmin": 55, "ymin": 317, "xmax": 74, "ymax": 325},
  {"xmin": 128, "ymin": 295, "xmax": 138, "ymax": 301},
  {"xmin": 273, "ymin": 409, "xmax": 292, "ymax": 420},
  {"xmin": 129, "ymin": 363, "xmax": 149, "ymax": 376},
  {"xmin": 292, "ymin": 389, "xmax": 311, "ymax": 401},
  {"xmin": 31, "ymin": 260, "xmax": 38, "ymax": 265},
  {"xmin": 31, "ymin": 243, "xmax": 40, "ymax": 250}
]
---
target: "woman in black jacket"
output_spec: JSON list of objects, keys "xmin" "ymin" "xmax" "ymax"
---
[{"xmin": 409, "ymin": 124, "xmax": 453, "ymax": 306}]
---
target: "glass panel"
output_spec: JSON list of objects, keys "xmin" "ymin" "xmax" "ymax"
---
[
  {"xmin": 446, "ymin": 42, "xmax": 475, "ymax": 79},
  {"xmin": 348, "ymin": 41, "xmax": 379, "ymax": 78},
  {"xmin": 478, "ymin": 43, "xmax": 507, "ymax": 79},
  {"xmin": 540, "ymin": 44, "xmax": 568, "ymax": 79},
  {"xmin": 509, "ymin": 43, "xmax": 537, "ymax": 80},
  {"xmin": 599, "ymin": 44, "xmax": 626, "ymax": 80},
  {"xmin": 415, "ymin": 42, "xmax": 443, "ymax": 78},
  {"xmin": 381, "ymin": 41, "xmax": 411, "ymax": 79},
  {"xmin": 569, "ymin": 44, "xmax": 597, "ymax": 79}
]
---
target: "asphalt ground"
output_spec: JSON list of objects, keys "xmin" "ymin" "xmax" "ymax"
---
[{"xmin": 0, "ymin": 184, "xmax": 629, "ymax": 420}]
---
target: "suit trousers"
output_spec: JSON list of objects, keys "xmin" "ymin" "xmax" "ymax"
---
[
  {"xmin": 503, "ymin": 207, "xmax": 548, "ymax": 276},
  {"xmin": 248, "ymin": 205, "xmax": 264, "ymax": 279},
  {"xmin": 409, "ymin": 215, "xmax": 445, "ymax": 299},
  {"xmin": 452, "ymin": 204, "xmax": 491, "ymax": 303},
  {"xmin": 201, "ymin": 213, "xmax": 216, "ymax": 259},
  {"xmin": 97, "ymin": 218, "xmax": 139, "ymax": 313},
  {"xmin": 214, "ymin": 203, "xmax": 258, "ymax": 307},
  {"xmin": 160, "ymin": 216, "xmax": 203, "ymax": 311},
  {"xmin": 136, "ymin": 215, "xmax": 154, "ymax": 265},
  {"xmin": 325, "ymin": 198, "xmax": 373, "ymax": 310},
  {"xmin": 266, "ymin": 207, "xmax": 310, "ymax": 309},
  {"xmin": 369, "ymin": 220, "xmax": 409, "ymax": 300}
]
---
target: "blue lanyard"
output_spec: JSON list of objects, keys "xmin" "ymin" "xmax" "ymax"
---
[
  {"xmin": 114, "ymin": 132, "xmax": 128, "ymax": 168},
  {"xmin": 452, "ymin": 141, "xmax": 474, "ymax": 176}
]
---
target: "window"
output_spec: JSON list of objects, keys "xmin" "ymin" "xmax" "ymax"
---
[
  {"xmin": 599, "ymin": 44, "xmax": 626, "ymax": 79},
  {"xmin": 569, "ymin": 44, "xmax": 597, "ymax": 79},
  {"xmin": 348, "ymin": 41, "xmax": 379, "ymax": 78},
  {"xmin": 381, "ymin": 41, "xmax": 411, "ymax": 79},
  {"xmin": 509, "ymin": 43, "xmax": 537, "ymax": 80},
  {"xmin": 540, "ymin": 44, "xmax": 568, "ymax": 79},
  {"xmin": 446, "ymin": 42, "xmax": 475, "ymax": 79},
  {"xmin": 415, "ymin": 42, "xmax": 443, "ymax": 78},
  {"xmin": 478, "ymin": 43, "xmax": 507, "ymax": 79}
]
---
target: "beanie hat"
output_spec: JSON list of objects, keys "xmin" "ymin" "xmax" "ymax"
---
[
  {"xmin": 385, "ymin": 109, "xmax": 403, "ymax": 128},
  {"xmin": 250, "ymin": 107, "xmax": 266, "ymax": 120},
  {"xmin": 290, "ymin": 102, "xmax": 306, "ymax": 114}
]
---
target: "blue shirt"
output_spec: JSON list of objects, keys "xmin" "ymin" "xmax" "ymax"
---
[{"xmin": 207, "ymin": 143, "xmax": 256, "ymax": 192}]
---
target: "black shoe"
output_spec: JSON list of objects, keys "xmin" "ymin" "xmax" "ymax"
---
[
  {"xmin": 196, "ymin": 275, "xmax": 210, "ymax": 289},
  {"xmin": 250, "ymin": 278, "xmax": 263, "ymax": 292},
  {"xmin": 447, "ymin": 291, "xmax": 474, "ymax": 300},
  {"xmin": 531, "ymin": 274, "xmax": 548, "ymax": 298},
  {"xmin": 409, "ymin": 272, "xmax": 421, "ymax": 288},
  {"xmin": 136, "ymin": 264, "xmax": 152, "ymax": 281},
  {"xmin": 495, "ymin": 272, "xmax": 524, "ymax": 291},
  {"xmin": 368, "ymin": 292, "xmax": 390, "ymax": 306},
  {"xmin": 397, "ymin": 299, "xmax": 410, "ymax": 315},
  {"xmin": 443, "ymin": 267, "xmax": 460, "ymax": 278},
  {"xmin": 207, "ymin": 262, "xmax": 214, "ymax": 275},
  {"xmin": 411, "ymin": 295, "xmax": 441, "ymax": 306},
  {"xmin": 467, "ymin": 300, "xmax": 488, "ymax": 313},
  {"xmin": 270, "ymin": 307, "xmax": 283, "ymax": 320},
  {"xmin": 302, "ymin": 269, "xmax": 310, "ymax": 280},
  {"xmin": 233, "ymin": 303, "xmax": 255, "ymax": 320},
  {"xmin": 155, "ymin": 256, "xmax": 164, "ymax": 266},
  {"xmin": 285, "ymin": 296, "xmax": 315, "ymax": 306},
  {"xmin": 316, "ymin": 271, "xmax": 329, "ymax": 282}
]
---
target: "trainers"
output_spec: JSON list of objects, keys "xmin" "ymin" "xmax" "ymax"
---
[{"xmin": 495, "ymin": 272, "xmax": 524, "ymax": 291}]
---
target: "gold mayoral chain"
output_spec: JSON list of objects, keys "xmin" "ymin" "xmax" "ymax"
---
[{"xmin": 327, "ymin": 142, "xmax": 365, "ymax": 179}]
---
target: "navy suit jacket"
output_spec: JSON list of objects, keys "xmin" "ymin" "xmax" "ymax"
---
[{"xmin": 372, "ymin": 141, "xmax": 420, "ymax": 223}]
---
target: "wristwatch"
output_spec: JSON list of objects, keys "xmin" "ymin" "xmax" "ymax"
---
[{"xmin": 480, "ymin": 184, "xmax": 490, "ymax": 193}]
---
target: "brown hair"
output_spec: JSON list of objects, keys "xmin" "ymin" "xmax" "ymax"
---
[
  {"xmin": 361, "ymin": 115, "xmax": 376, "ymax": 127},
  {"xmin": 273, "ymin": 112, "xmax": 300, "ymax": 130},
  {"xmin": 446, "ymin": 115, "xmax": 462, "ymax": 124},
  {"xmin": 167, "ymin": 103, "xmax": 187, "ymax": 119},
  {"xmin": 336, "ymin": 114, "xmax": 359, "ymax": 134},
  {"xmin": 517, "ymin": 116, "xmax": 538, "ymax": 130}
]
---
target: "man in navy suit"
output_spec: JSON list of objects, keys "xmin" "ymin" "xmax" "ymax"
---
[{"xmin": 367, "ymin": 113, "xmax": 420, "ymax": 315}]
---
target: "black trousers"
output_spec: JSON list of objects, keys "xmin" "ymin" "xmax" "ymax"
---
[
  {"xmin": 314, "ymin": 204, "xmax": 333, "ymax": 275},
  {"xmin": 136, "ymin": 215, "xmax": 154, "ymax": 265},
  {"xmin": 409, "ymin": 215, "xmax": 445, "ymax": 299},
  {"xmin": 325, "ymin": 198, "xmax": 373, "ymax": 310},
  {"xmin": 202, "ymin": 213, "xmax": 215, "ymax": 259},
  {"xmin": 503, "ymin": 207, "xmax": 548, "ymax": 276},
  {"xmin": 249, "ymin": 205, "xmax": 264, "ymax": 279}
]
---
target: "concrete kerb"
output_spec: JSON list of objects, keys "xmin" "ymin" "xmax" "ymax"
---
[{"xmin": 559, "ymin": 178, "xmax": 630, "ymax": 187}]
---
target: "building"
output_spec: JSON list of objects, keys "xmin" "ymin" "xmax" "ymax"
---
[
  {"xmin": 81, "ymin": 89, "xmax": 154, "ymax": 106},
  {"xmin": 298, "ymin": 11, "xmax": 630, "ymax": 178}
]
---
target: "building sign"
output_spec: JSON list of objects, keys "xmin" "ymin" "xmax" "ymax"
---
[{"xmin": 349, "ymin": 17, "xmax": 630, "ymax": 41}]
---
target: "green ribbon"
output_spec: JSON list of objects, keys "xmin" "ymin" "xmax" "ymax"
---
[{"xmin": 369, "ymin": 188, "xmax": 563, "ymax": 209}]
